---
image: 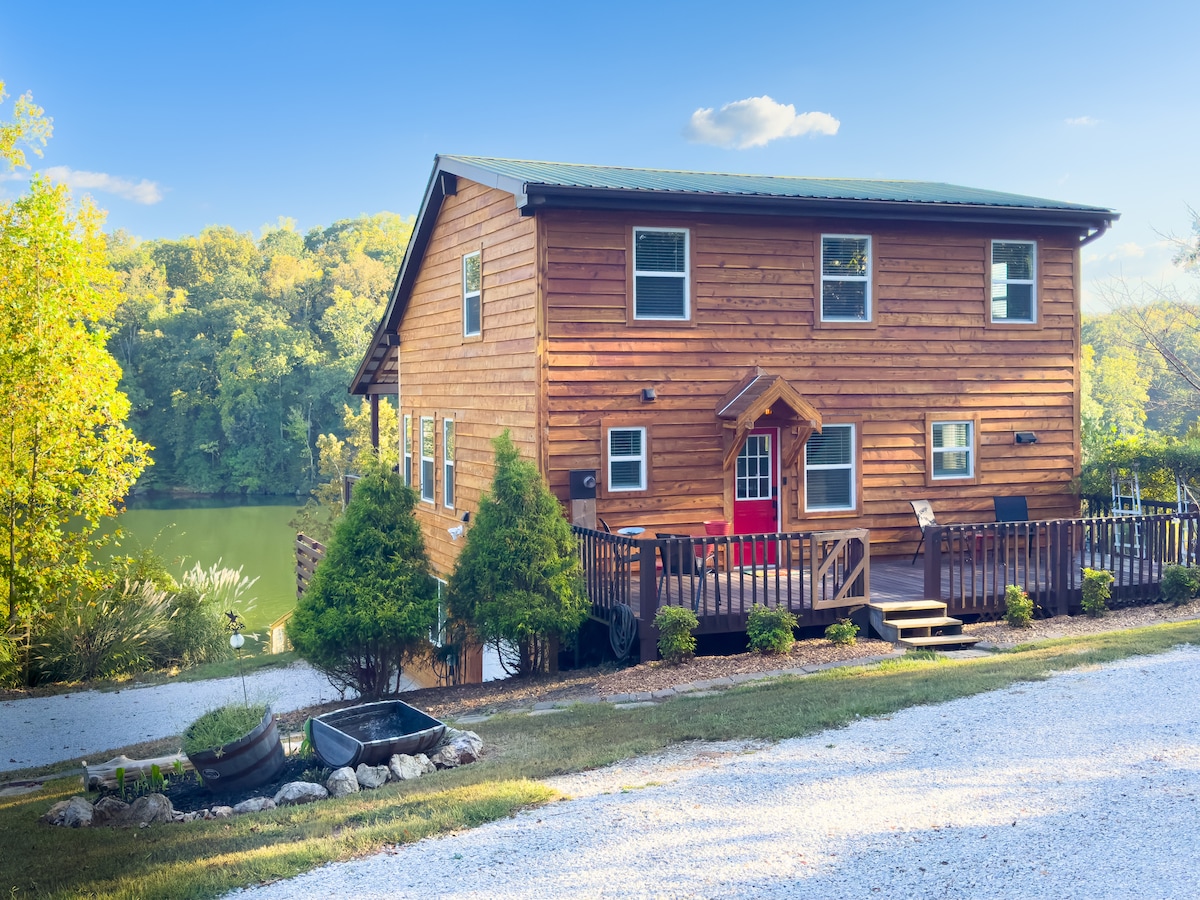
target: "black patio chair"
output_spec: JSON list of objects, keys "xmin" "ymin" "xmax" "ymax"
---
[{"xmin": 993, "ymin": 496, "xmax": 1029, "ymax": 522}]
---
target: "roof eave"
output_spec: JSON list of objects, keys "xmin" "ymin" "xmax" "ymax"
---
[{"xmin": 521, "ymin": 185, "xmax": 1117, "ymax": 233}]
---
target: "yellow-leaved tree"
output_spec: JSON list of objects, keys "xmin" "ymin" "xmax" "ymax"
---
[{"xmin": 0, "ymin": 83, "xmax": 152, "ymax": 644}]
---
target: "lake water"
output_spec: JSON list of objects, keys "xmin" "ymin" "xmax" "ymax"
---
[{"xmin": 109, "ymin": 499, "xmax": 304, "ymax": 636}]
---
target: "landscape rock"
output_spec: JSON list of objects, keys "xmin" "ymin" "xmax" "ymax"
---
[
  {"xmin": 232, "ymin": 797, "xmax": 277, "ymax": 814},
  {"xmin": 429, "ymin": 729, "xmax": 483, "ymax": 769},
  {"xmin": 274, "ymin": 781, "xmax": 329, "ymax": 806},
  {"xmin": 209, "ymin": 806, "xmax": 234, "ymax": 819},
  {"xmin": 415, "ymin": 753, "xmax": 436, "ymax": 774},
  {"xmin": 41, "ymin": 796, "xmax": 94, "ymax": 827},
  {"xmin": 92, "ymin": 796, "xmax": 130, "ymax": 827},
  {"xmin": 388, "ymin": 754, "xmax": 425, "ymax": 781},
  {"xmin": 127, "ymin": 793, "xmax": 174, "ymax": 826},
  {"xmin": 326, "ymin": 767, "xmax": 360, "ymax": 798},
  {"xmin": 355, "ymin": 764, "xmax": 389, "ymax": 790}
]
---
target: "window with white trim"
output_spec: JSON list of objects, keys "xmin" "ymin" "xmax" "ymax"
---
[
  {"xmin": 821, "ymin": 235, "xmax": 871, "ymax": 321},
  {"xmin": 420, "ymin": 417, "xmax": 435, "ymax": 503},
  {"xmin": 991, "ymin": 240, "xmax": 1035, "ymax": 322},
  {"xmin": 463, "ymin": 251, "xmax": 481, "ymax": 336},
  {"xmin": 443, "ymin": 419, "xmax": 455, "ymax": 509},
  {"xmin": 607, "ymin": 427, "xmax": 647, "ymax": 491},
  {"xmin": 633, "ymin": 227, "xmax": 689, "ymax": 320},
  {"xmin": 805, "ymin": 424, "xmax": 855, "ymax": 511},
  {"xmin": 931, "ymin": 421, "xmax": 974, "ymax": 479},
  {"xmin": 402, "ymin": 415, "xmax": 413, "ymax": 486}
]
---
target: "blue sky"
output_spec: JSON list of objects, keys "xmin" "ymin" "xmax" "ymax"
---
[{"xmin": 3, "ymin": 0, "xmax": 1198, "ymax": 307}]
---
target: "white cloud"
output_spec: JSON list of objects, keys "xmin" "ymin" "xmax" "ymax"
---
[
  {"xmin": 43, "ymin": 166, "xmax": 163, "ymax": 204},
  {"xmin": 1107, "ymin": 242, "xmax": 1146, "ymax": 261},
  {"xmin": 686, "ymin": 95, "xmax": 840, "ymax": 149},
  {"xmin": 1065, "ymin": 116, "xmax": 1099, "ymax": 127}
]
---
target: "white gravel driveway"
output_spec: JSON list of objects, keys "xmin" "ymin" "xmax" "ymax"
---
[
  {"xmin": 0, "ymin": 662, "xmax": 366, "ymax": 773},
  {"xmin": 231, "ymin": 646, "xmax": 1200, "ymax": 900}
]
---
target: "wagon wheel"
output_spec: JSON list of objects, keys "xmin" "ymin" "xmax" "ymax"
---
[{"xmin": 609, "ymin": 603, "xmax": 638, "ymax": 661}]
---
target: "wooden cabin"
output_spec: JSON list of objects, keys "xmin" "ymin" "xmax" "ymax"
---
[{"xmin": 350, "ymin": 156, "xmax": 1116, "ymax": 584}]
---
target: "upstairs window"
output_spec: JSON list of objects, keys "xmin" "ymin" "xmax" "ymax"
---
[
  {"xmin": 443, "ymin": 419, "xmax": 455, "ymax": 509},
  {"xmin": 991, "ymin": 241, "xmax": 1036, "ymax": 323},
  {"xmin": 633, "ymin": 228, "xmax": 689, "ymax": 320},
  {"xmin": 420, "ymin": 417, "xmax": 435, "ymax": 504},
  {"xmin": 463, "ymin": 251, "xmax": 481, "ymax": 336},
  {"xmin": 607, "ymin": 427, "xmax": 647, "ymax": 491},
  {"xmin": 403, "ymin": 415, "xmax": 413, "ymax": 486},
  {"xmin": 931, "ymin": 420, "xmax": 974, "ymax": 479},
  {"xmin": 805, "ymin": 424, "xmax": 856, "ymax": 511},
  {"xmin": 821, "ymin": 235, "xmax": 871, "ymax": 322}
]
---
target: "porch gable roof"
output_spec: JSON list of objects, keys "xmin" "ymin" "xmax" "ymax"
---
[{"xmin": 717, "ymin": 369, "xmax": 822, "ymax": 469}]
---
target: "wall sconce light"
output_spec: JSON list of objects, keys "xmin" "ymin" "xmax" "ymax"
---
[
  {"xmin": 641, "ymin": 388, "xmax": 657, "ymax": 402},
  {"xmin": 461, "ymin": 511, "xmax": 470, "ymax": 523},
  {"xmin": 1015, "ymin": 432, "xmax": 1038, "ymax": 444}
]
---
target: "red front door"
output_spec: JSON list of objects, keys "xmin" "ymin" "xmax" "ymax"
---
[{"xmin": 732, "ymin": 428, "xmax": 779, "ymax": 565}]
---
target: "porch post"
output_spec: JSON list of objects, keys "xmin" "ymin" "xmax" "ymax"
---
[
  {"xmin": 369, "ymin": 394, "xmax": 380, "ymax": 449},
  {"xmin": 1051, "ymin": 520, "xmax": 1069, "ymax": 616},
  {"xmin": 637, "ymin": 537, "xmax": 659, "ymax": 662},
  {"xmin": 922, "ymin": 527, "xmax": 943, "ymax": 599}
]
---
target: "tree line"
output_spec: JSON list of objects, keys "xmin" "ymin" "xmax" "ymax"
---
[{"xmin": 107, "ymin": 213, "xmax": 411, "ymax": 496}]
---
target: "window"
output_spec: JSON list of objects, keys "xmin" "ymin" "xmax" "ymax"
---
[
  {"xmin": 931, "ymin": 421, "xmax": 974, "ymax": 479},
  {"xmin": 821, "ymin": 235, "xmax": 871, "ymax": 322},
  {"xmin": 463, "ymin": 251, "xmax": 481, "ymax": 336},
  {"xmin": 633, "ymin": 227, "xmax": 689, "ymax": 320},
  {"xmin": 805, "ymin": 425, "xmax": 855, "ymax": 511},
  {"xmin": 991, "ymin": 241, "xmax": 1035, "ymax": 322},
  {"xmin": 420, "ymin": 417, "xmax": 435, "ymax": 503},
  {"xmin": 607, "ymin": 427, "xmax": 647, "ymax": 491},
  {"xmin": 402, "ymin": 415, "xmax": 412, "ymax": 486},
  {"xmin": 443, "ymin": 419, "xmax": 455, "ymax": 509}
]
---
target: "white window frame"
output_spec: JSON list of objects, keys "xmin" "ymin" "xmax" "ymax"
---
[
  {"xmin": 632, "ymin": 227, "xmax": 690, "ymax": 321},
  {"xmin": 443, "ymin": 419, "xmax": 455, "ymax": 509},
  {"xmin": 931, "ymin": 420, "xmax": 975, "ymax": 480},
  {"xmin": 820, "ymin": 234, "xmax": 872, "ymax": 322},
  {"xmin": 990, "ymin": 240, "xmax": 1036, "ymax": 323},
  {"xmin": 804, "ymin": 424, "xmax": 856, "ymax": 512},
  {"xmin": 420, "ymin": 416, "xmax": 435, "ymax": 504},
  {"xmin": 463, "ymin": 251, "xmax": 481, "ymax": 336},
  {"xmin": 402, "ymin": 415, "xmax": 413, "ymax": 487},
  {"xmin": 607, "ymin": 426, "xmax": 647, "ymax": 492}
]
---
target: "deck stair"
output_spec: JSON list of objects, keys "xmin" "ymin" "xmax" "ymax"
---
[{"xmin": 868, "ymin": 600, "xmax": 980, "ymax": 651}]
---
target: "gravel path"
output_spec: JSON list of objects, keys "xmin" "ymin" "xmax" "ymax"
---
[
  {"xmin": 0, "ymin": 663, "xmax": 370, "ymax": 773},
  {"xmin": 231, "ymin": 646, "xmax": 1200, "ymax": 899}
]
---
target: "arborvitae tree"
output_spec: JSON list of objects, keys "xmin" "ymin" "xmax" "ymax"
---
[
  {"xmin": 447, "ymin": 431, "xmax": 588, "ymax": 677},
  {"xmin": 287, "ymin": 459, "xmax": 437, "ymax": 698}
]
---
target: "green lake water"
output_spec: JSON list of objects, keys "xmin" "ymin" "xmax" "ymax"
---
[{"xmin": 109, "ymin": 499, "xmax": 304, "ymax": 636}]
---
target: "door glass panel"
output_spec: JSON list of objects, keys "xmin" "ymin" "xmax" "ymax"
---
[{"xmin": 737, "ymin": 435, "xmax": 772, "ymax": 500}]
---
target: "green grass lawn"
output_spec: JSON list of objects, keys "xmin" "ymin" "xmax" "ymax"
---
[{"xmin": 4, "ymin": 621, "xmax": 1200, "ymax": 899}]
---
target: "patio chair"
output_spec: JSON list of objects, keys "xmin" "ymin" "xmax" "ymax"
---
[
  {"xmin": 656, "ymin": 533, "xmax": 719, "ymax": 611},
  {"xmin": 993, "ymin": 496, "xmax": 1029, "ymax": 522},
  {"xmin": 910, "ymin": 500, "xmax": 944, "ymax": 565}
]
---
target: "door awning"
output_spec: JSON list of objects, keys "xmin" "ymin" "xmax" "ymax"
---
[{"xmin": 717, "ymin": 369, "xmax": 823, "ymax": 469}]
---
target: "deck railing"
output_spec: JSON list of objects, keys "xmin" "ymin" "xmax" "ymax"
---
[
  {"xmin": 295, "ymin": 533, "xmax": 326, "ymax": 599},
  {"xmin": 574, "ymin": 527, "xmax": 870, "ymax": 662},
  {"xmin": 922, "ymin": 510, "xmax": 1200, "ymax": 616}
]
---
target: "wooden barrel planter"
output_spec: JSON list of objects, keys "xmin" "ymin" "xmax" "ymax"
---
[{"xmin": 186, "ymin": 707, "xmax": 285, "ymax": 794}]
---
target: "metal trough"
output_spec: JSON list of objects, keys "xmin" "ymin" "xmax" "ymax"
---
[{"xmin": 308, "ymin": 699, "xmax": 447, "ymax": 769}]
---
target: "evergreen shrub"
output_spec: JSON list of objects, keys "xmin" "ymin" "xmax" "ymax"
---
[
  {"xmin": 654, "ymin": 606, "xmax": 698, "ymax": 665},
  {"xmin": 747, "ymin": 604, "xmax": 798, "ymax": 654},
  {"xmin": 1160, "ymin": 564, "xmax": 1200, "ymax": 606},
  {"xmin": 1003, "ymin": 584, "xmax": 1034, "ymax": 627},
  {"xmin": 823, "ymin": 618, "xmax": 859, "ymax": 646},
  {"xmin": 1081, "ymin": 567, "xmax": 1115, "ymax": 617}
]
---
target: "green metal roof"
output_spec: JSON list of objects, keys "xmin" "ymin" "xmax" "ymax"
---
[{"xmin": 439, "ymin": 155, "xmax": 1113, "ymax": 216}]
